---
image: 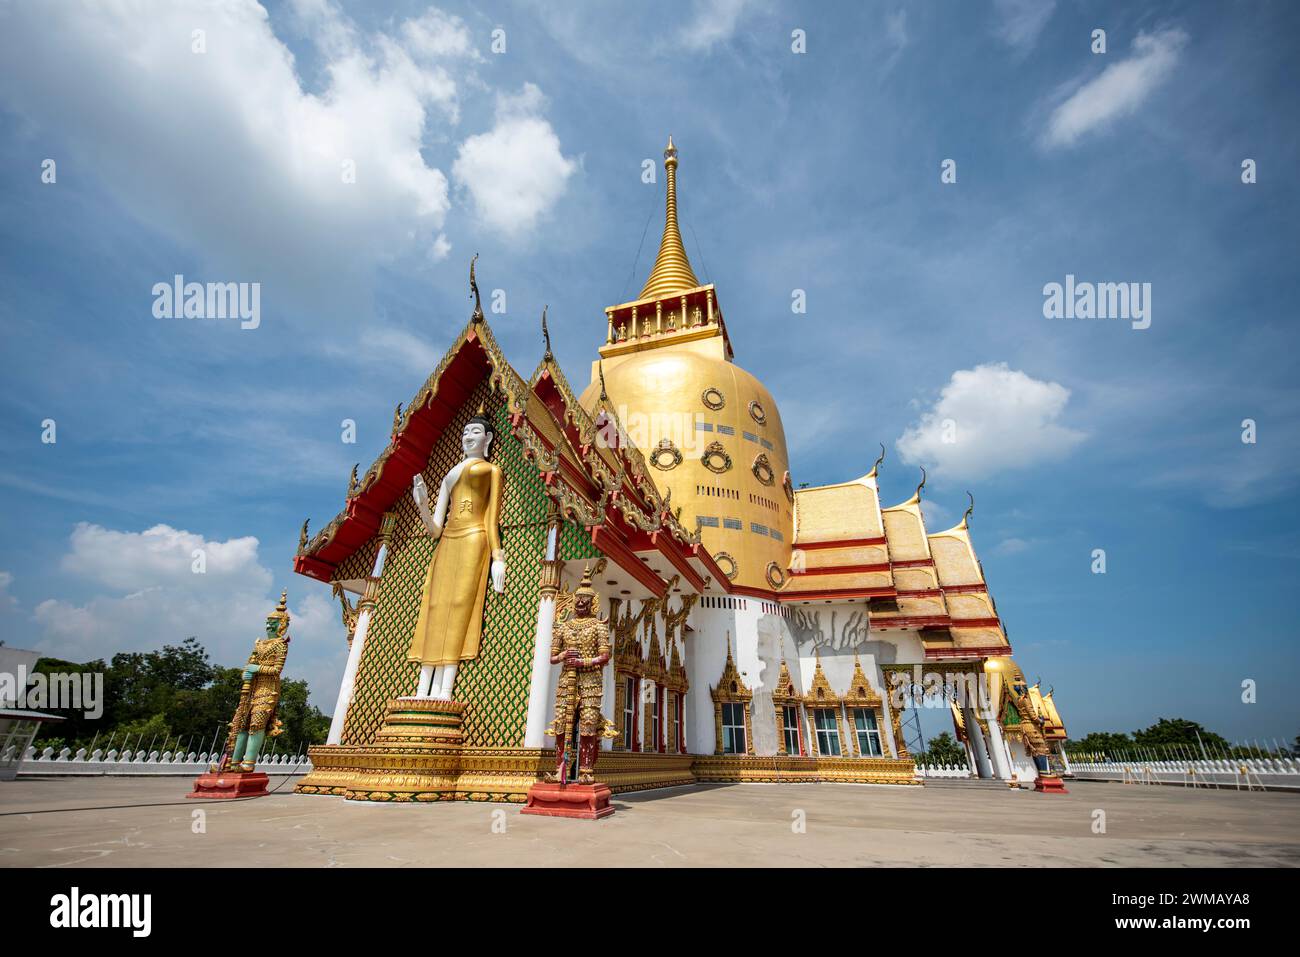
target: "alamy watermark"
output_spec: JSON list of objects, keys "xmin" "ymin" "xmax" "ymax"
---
[
  {"xmin": 887, "ymin": 665, "xmax": 1000, "ymax": 718},
  {"xmin": 1043, "ymin": 274, "xmax": 1151, "ymax": 330},
  {"xmin": 1, "ymin": 667, "xmax": 103, "ymax": 719},
  {"xmin": 152, "ymin": 274, "xmax": 260, "ymax": 329}
]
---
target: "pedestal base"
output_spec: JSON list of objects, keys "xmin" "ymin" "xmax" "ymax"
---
[
  {"xmin": 1034, "ymin": 774, "xmax": 1069, "ymax": 794},
  {"xmin": 342, "ymin": 697, "xmax": 467, "ymax": 802},
  {"xmin": 520, "ymin": 781, "xmax": 615, "ymax": 820},
  {"xmin": 187, "ymin": 770, "xmax": 270, "ymax": 799}
]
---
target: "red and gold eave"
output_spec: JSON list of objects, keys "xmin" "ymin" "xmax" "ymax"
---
[{"xmin": 293, "ymin": 314, "xmax": 725, "ymax": 601}]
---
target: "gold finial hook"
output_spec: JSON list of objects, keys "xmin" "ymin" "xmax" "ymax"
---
[
  {"xmin": 469, "ymin": 253, "xmax": 483, "ymax": 322},
  {"xmin": 963, "ymin": 491, "xmax": 974, "ymax": 526},
  {"xmin": 870, "ymin": 442, "xmax": 885, "ymax": 476},
  {"xmin": 541, "ymin": 304, "xmax": 552, "ymax": 360},
  {"xmin": 598, "ymin": 359, "xmax": 608, "ymax": 401},
  {"xmin": 914, "ymin": 466, "xmax": 927, "ymax": 499},
  {"xmin": 297, "ymin": 519, "xmax": 309, "ymax": 553},
  {"xmin": 347, "ymin": 463, "xmax": 359, "ymax": 498}
]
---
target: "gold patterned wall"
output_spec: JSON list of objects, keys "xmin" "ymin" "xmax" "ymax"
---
[{"xmin": 338, "ymin": 380, "xmax": 602, "ymax": 749}]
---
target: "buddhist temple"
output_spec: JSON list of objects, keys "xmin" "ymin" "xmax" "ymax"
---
[{"xmin": 291, "ymin": 138, "xmax": 1067, "ymax": 802}]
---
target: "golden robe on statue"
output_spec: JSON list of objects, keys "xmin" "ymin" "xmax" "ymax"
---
[{"xmin": 408, "ymin": 459, "xmax": 504, "ymax": 667}]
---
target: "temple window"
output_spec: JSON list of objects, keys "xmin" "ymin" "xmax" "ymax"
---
[
  {"xmin": 813, "ymin": 709, "xmax": 842, "ymax": 756},
  {"xmin": 621, "ymin": 675, "xmax": 637, "ymax": 751},
  {"xmin": 667, "ymin": 691, "xmax": 680, "ymax": 753},
  {"xmin": 852, "ymin": 708, "xmax": 883, "ymax": 757},
  {"xmin": 723, "ymin": 517, "xmax": 742, "ymax": 530},
  {"xmin": 651, "ymin": 688, "xmax": 663, "ymax": 753},
  {"xmin": 782, "ymin": 705, "xmax": 803, "ymax": 756},
  {"xmin": 760, "ymin": 438, "xmax": 774, "ymax": 450},
  {"xmin": 698, "ymin": 516, "xmax": 720, "ymax": 527},
  {"xmin": 841, "ymin": 657, "xmax": 887, "ymax": 759},
  {"xmin": 696, "ymin": 421, "xmax": 714, "ymax": 431},
  {"xmin": 717, "ymin": 424, "xmax": 735, "ymax": 436},
  {"xmin": 721, "ymin": 702, "xmax": 747, "ymax": 754},
  {"xmin": 710, "ymin": 635, "xmax": 754, "ymax": 756}
]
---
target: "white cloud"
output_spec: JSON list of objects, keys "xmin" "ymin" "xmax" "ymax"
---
[
  {"xmin": 0, "ymin": 1, "xmax": 483, "ymax": 315},
  {"xmin": 452, "ymin": 84, "xmax": 578, "ymax": 239},
  {"xmin": 679, "ymin": 0, "xmax": 756, "ymax": 52},
  {"xmin": 31, "ymin": 523, "xmax": 345, "ymax": 705},
  {"xmin": 1041, "ymin": 27, "xmax": 1188, "ymax": 149},
  {"xmin": 993, "ymin": 537, "xmax": 1034, "ymax": 556},
  {"xmin": 993, "ymin": 0, "xmax": 1056, "ymax": 51},
  {"xmin": 896, "ymin": 362, "xmax": 1087, "ymax": 480}
]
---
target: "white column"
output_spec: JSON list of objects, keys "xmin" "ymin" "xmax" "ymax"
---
[
  {"xmin": 326, "ymin": 542, "xmax": 388, "ymax": 746},
  {"xmin": 963, "ymin": 706, "xmax": 994, "ymax": 779},
  {"xmin": 985, "ymin": 712, "xmax": 1014, "ymax": 781},
  {"xmin": 523, "ymin": 524, "xmax": 561, "ymax": 748}
]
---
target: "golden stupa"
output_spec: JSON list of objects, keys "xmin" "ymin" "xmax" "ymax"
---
[{"xmin": 579, "ymin": 137, "xmax": 793, "ymax": 592}]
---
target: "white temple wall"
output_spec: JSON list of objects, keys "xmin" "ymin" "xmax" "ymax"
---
[{"xmin": 1007, "ymin": 737, "xmax": 1038, "ymax": 786}]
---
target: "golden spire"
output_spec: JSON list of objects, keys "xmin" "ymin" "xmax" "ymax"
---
[{"xmin": 638, "ymin": 135, "xmax": 701, "ymax": 300}]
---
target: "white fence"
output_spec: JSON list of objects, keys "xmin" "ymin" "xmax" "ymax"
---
[
  {"xmin": 15, "ymin": 745, "xmax": 312, "ymax": 777},
  {"xmin": 1064, "ymin": 756, "xmax": 1299, "ymax": 791},
  {"xmin": 914, "ymin": 763, "xmax": 972, "ymax": 779}
]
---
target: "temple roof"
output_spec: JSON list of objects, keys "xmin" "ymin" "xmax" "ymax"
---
[
  {"xmin": 638, "ymin": 136, "xmax": 701, "ymax": 301},
  {"xmin": 783, "ymin": 462, "xmax": 1010, "ymax": 658},
  {"xmin": 291, "ymin": 288, "xmax": 721, "ymax": 601}
]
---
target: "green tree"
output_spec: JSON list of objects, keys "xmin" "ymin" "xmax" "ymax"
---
[
  {"xmin": 917, "ymin": 731, "xmax": 967, "ymax": 766},
  {"xmin": 1132, "ymin": 717, "xmax": 1230, "ymax": 754},
  {"xmin": 1068, "ymin": 731, "xmax": 1133, "ymax": 758},
  {"xmin": 33, "ymin": 637, "xmax": 331, "ymax": 757}
]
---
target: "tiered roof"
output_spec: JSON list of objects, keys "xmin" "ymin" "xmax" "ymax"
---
[
  {"xmin": 293, "ymin": 283, "xmax": 724, "ymax": 599},
  {"xmin": 784, "ymin": 463, "xmax": 1010, "ymax": 659}
]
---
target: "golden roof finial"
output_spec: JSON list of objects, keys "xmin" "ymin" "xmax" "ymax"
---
[
  {"xmin": 297, "ymin": 519, "xmax": 309, "ymax": 553},
  {"xmin": 962, "ymin": 491, "xmax": 974, "ymax": 527},
  {"xmin": 869, "ymin": 442, "xmax": 885, "ymax": 478},
  {"xmin": 598, "ymin": 359, "xmax": 608, "ymax": 401},
  {"xmin": 541, "ymin": 304, "xmax": 552, "ymax": 360},
  {"xmin": 469, "ymin": 253, "xmax": 483, "ymax": 322},
  {"xmin": 914, "ymin": 466, "xmax": 927, "ymax": 500},
  {"xmin": 638, "ymin": 135, "xmax": 700, "ymax": 300},
  {"xmin": 347, "ymin": 463, "xmax": 359, "ymax": 498}
]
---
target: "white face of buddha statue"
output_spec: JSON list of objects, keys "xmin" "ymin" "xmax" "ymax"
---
[{"xmin": 462, "ymin": 420, "xmax": 492, "ymax": 459}]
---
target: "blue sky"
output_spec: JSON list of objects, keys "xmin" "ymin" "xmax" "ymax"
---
[{"xmin": 0, "ymin": 0, "xmax": 1296, "ymax": 744}]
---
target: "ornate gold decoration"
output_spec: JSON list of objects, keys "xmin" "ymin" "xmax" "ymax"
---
[
  {"xmin": 297, "ymin": 519, "xmax": 309, "ymax": 554},
  {"xmin": 709, "ymin": 633, "xmax": 754, "ymax": 755},
  {"xmin": 765, "ymin": 561, "xmax": 786, "ymax": 589},
  {"xmin": 782, "ymin": 470, "xmax": 794, "ymax": 504},
  {"xmin": 752, "ymin": 452, "xmax": 775, "ymax": 486},
  {"xmin": 331, "ymin": 582, "xmax": 360, "ymax": 644},
  {"xmin": 346, "ymin": 463, "xmax": 360, "ymax": 498},
  {"xmin": 772, "ymin": 659, "xmax": 803, "ymax": 756},
  {"xmin": 748, "ymin": 399, "xmax": 766, "ymax": 425},
  {"xmin": 540, "ymin": 304, "xmax": 552, "ymax": 360},
  {"xmin": 701, "ymin": 386, "xmax": 725, "ymax": 411},
  {"xmin": 805, "ymin": 654, "xmax": 849, "ymax": 759},
  {"xmin": 962, "ymin": 490, "xmax": 975, "ymax": 527},
  {"xmin": 841, "ymin": 654, "xmax": 886, "ymax": 758},
  {"xmin": 713, "ymin": 551, "xmax": 738, "ymax": 580},
  {"xmin": 701, "ymin": 440, "xmax": 732, "ymax": 473},
  {"xmin": 650, "ymin": 437, "xmax": 683, "ymax": 470}
]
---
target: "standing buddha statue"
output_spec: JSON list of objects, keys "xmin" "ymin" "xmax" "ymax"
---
[{"xmin": 407, "ymin": 409, "xmax": 507, "ymax": 701}]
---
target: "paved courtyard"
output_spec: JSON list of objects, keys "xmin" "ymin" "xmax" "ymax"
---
[{"xmin": 1, "ymin": 776, "xmax": 1297, "ymax": 867}]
